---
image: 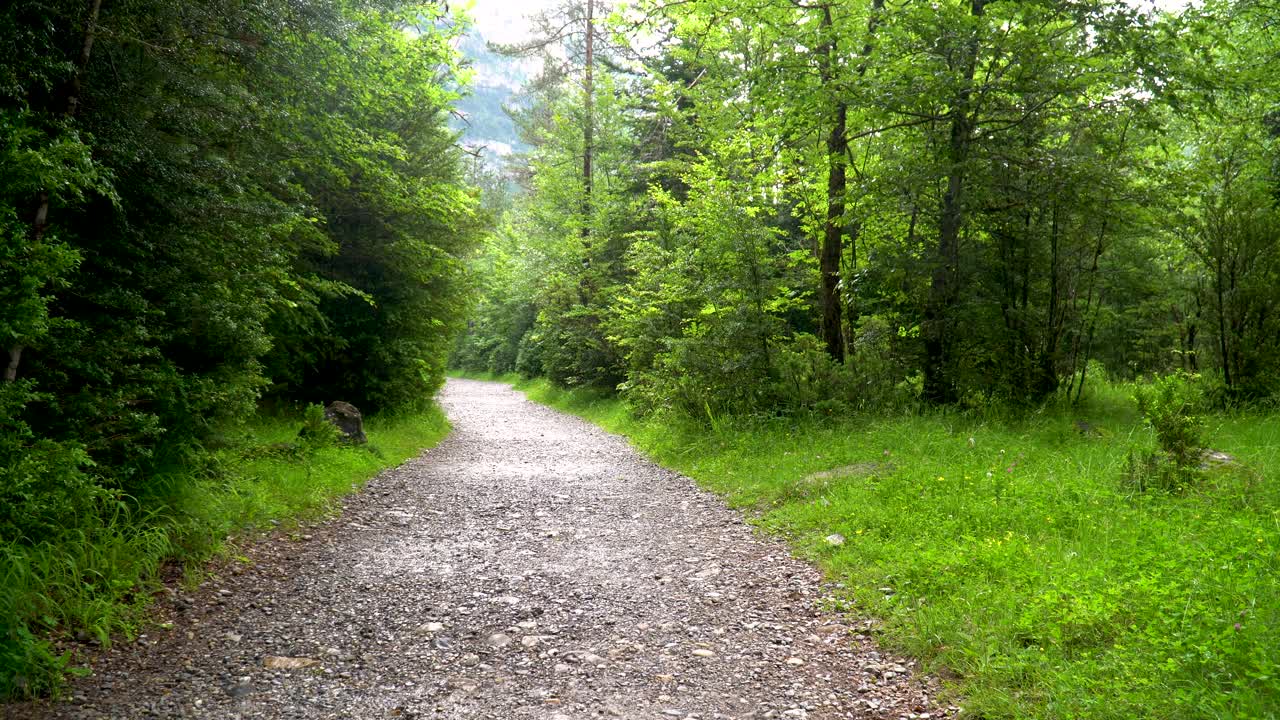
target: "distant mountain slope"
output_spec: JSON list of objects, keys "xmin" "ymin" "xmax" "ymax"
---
[{"xmin": 454, "ymin": 30, "xmax": 530, "ymax": 161}]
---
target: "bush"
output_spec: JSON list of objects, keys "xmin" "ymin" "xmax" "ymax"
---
[
  {"xmin": 297, "ymin": 403, "xmax": 339, "ymax": 451},
  {"xmin": 848, "ymin": 314, "xmax": 918, "ymax": 409},
  {"xmin": 770, "ymin": 333, "xmax": 850, "ymax": 414},
  {"xmin": 1124, "ymin": 373, "xmax": 1205, "ymax": 492},
  {"xmin": 514, "ymin": 330, "xmax": 546, "ymax": 379},
  {"xmin": 0, "ymin": 440, "xmax": 104, "ymax": 545},
  {"xmin": 0, "ymin": 611, "xmax": 73, "ymax": 700},
  {"xmin": 623, "ymin": 304, "xmax": 784, "ymax": 418},
  {"xmin": 0, "ymin": 383, "xmax": 109, "ymax": 546}
]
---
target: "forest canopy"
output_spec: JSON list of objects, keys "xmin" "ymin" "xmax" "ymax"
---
[
  {"xmin": 1, "ymin": 0, "xmax": 480, "ymax": 538},
  {"xmin": 453, "ymin": 0, "xmax": 1280, "ymax": 415}
]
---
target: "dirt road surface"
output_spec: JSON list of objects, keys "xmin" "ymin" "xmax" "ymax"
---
[{"xmin": 11, "ymin": 379, "xmax": 952, "ymax": 719}]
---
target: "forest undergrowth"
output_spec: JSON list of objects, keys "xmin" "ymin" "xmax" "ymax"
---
[
  {"xmin": 0, "ymin": 407, "xmax": 449, "ymax": 699},
  {"xmin": 463, "ymin": 372, "xmax": 1280, "ymax": 720}
]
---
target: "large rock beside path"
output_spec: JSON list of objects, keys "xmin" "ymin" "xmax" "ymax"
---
[{"xmin": 324, "ymin": 400, "xmax": 366, "ymax": 444}]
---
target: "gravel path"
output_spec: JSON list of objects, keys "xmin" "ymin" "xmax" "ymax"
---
[{"xmin": 12, "ymin": 378, "xmax": 954, "ymax": 720}]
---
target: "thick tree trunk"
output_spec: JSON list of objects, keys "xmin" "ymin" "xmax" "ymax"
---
[
  {"xmin": 923, "ymin": 0, "xmax": 984, "ymax": 405},
  {"xmin": 821, "ymin": 107, "xmax": 848, "ymax": 361},
  {"xmin": 818, "ymin": 7, "xmax": 846, "ymax": 362},
  {"xmin": 923, "ymin": 154, "xmax": 965, "ymax": 404},
  {"xmin": 815, "ymin": 0, "xmax": 882, "ymax": 362}
]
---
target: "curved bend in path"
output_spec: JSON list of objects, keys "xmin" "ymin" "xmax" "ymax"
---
[{"xmin": 16, "ymin": 379, "xmax": 951, "ymax": 720}]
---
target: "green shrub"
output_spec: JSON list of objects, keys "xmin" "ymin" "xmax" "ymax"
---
[
  {"xmin": 1124, "ymin": 373, "xmax": 1205, "ymax": 492},
  {"xmin": 0, "ymin": 440, "xmax": 105, "ymax": 545},
  {"xmin": 847, "ymin": 314, "xmax": 919, "ymax": 409},
  {"xmin": 298, "ymin": 403, "xmax": 340, "ymax": 450},
  {"xmin": 0, "ymin": 612, "xmax": 72, "ymax": 700},
  {"xmin": 0, "ymin": 383, "xmax": 110, "ymax": 546},
  {"xmin": 770, "ymin": 333, "xmax": 850, "ymax": 414},
  {"xmin": 514, "ymin": 330, "xmax": 547, "ymax": 379}
]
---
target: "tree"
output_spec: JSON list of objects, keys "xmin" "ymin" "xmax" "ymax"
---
[
  {"xmin": 456, "ymin": 0, "xmax": 1280, "ymax": 413},
  {"xmin": 0, "ymin": 0, "xmax": 479, "ymax": 521},
  {"xmin": 492, "ymin": 1, "xmax": 626, "ymax": 244}
]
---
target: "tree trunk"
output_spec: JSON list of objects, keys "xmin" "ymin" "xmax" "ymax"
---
[
  {"xmin": 67, "ymin": 0, "xmax": 103, "ymax": 118},
  {"xmin": 1038, "ymin": 201, "xmax": 1062, "ymax": 398},
  {"xmin": 4, "ymin": 346, "xmax": 22, "ymax": 383},
  {"xmin": 1066, "ymin": 117, "xmax": 1126, "ymax": 402},
  {"xmin": 819, "ymin": 5, "xmax": 847, "ymax": 362},
  {"xmin": 1215, "ymin": 255, "xmax": 1232, "ymax": 389},
  {"xmin": 923, "ymin": 146, "xmax": 966, "ymax": 404},
  {"xmin": 816, "ymin": 0, "xmax": 883, "ymax": 363},
  {"xmin": 581, "ymin": 0, "xmax": 594, "ymax": 245},
  {"xmin": 923, "ymin": 0, "xmax": 984, "ymax": 404},
  {"xmin": 1067, "ymin": 213, "xmax": 1108, "ymax": 402},
  {"xmin": 1073, "ymin": 314, "xmax": 1096, "ymax": 406}
]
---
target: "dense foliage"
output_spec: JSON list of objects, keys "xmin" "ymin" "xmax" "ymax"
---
[
  {"xmin": 1, "ymin": 0, "xmax": 479, "ymax": 697},
  {"xmin": 453, "ymin": 0, "xmax": 1280, "ymax": 415}
]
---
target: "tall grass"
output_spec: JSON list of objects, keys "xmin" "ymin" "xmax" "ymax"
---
[
  {"xmin": 1, "ymin": 406, "xmax": 449, "ymax": 700},
  {"xmin": 496, "ymin": 373, "xmax": 1280, "ymax": 720}
]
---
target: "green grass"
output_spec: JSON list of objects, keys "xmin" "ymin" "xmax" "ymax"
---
[
  {"xmin": 1, "ymin": 406, "xmax": 449, "ymax": 700},
  {"xmin": 478, "ymin": 372, "xmax": 1280, "ymax": 720}
]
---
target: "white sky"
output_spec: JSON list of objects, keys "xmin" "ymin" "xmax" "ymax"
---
[{"xmin": 461, "ymin": 0, "xmax": 563, "ymax": 44}]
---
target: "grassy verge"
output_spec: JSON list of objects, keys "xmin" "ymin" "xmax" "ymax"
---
[
  {"xmin": 468, "ymin": 372, "xmax": 1280, "ymax": 720},
  {"xmin": 1, "ymin": 406, "xmax": 449, "ymax": 700}
]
